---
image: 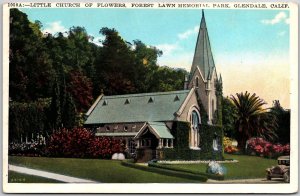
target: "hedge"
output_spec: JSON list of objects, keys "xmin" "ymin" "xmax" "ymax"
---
[
  {"xmin": 148, "ymin": 162, "xmax": 224, "ymax": 180},
  {"xmin": 121, "ymin": 160, "xmax": 208, "ymax": 182}
]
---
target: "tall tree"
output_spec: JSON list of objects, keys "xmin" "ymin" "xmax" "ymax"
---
[
  {"xmin": 49, "ymin": 79, "xmax": 62, "ymax": 130},
  {"xmin": 62, "ymin": 92, "xmax": 77, "ymax": 129},
  {"xmin": 271, "ymin": 100, "xmax": 290, "ymax": 144},
  {"xmin": 231, "ymin": 92, "xmax": 278, "ymax": 150},
  {"xmin": 9, "ymin": 9, "xmax": 55, "ymax": 101},
  {"xmin": 67, "ymin": 70, "xmax": 93, "ymax": 112},
  {"xmin": 95, "ymin": 27, "xmax": 137, "ymax": 95},
  {"xmin": 222, "ymin": 97, "xmax": 237, "ymax": 137}
]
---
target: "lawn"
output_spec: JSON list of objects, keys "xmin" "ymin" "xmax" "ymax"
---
[
  {"xmin": 8, "ymin": 171, "xmax": 63, "ymax": 183},
  {"xmin": 159, "ymin": 154, "xmax": 277, "ymax": 179},
  {"xmin": 8, "ymin": 156, "xmax": 200, "ymax": 183}
]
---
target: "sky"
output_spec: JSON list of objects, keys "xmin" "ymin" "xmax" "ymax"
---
[{"xmin": 20, "ymin": 8, "xmax": 290, "ymax": 109}]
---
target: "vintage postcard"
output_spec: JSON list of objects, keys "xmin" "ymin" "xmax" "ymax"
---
[{"xmin": 2, "ymin": 1, "xmax": 298, "ymax": 193}]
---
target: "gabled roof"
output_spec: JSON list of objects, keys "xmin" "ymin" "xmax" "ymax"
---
[
  {"xmin": 85, "ymin": 90, "xmax": 191, "ymax": 124},
  {"xmin": 190, "ymin": 10, "xmax": 216, "ymax": 81},
  {"xmin": 134, "ymin": 122, "xmax": 174, "ymax": 139}
]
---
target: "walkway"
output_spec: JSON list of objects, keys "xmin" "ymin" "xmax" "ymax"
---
[
  {"xmin": 207, "ymin": 178, "xmax": 284, "ymax": 183},
  {"xmin": 8, "ymin": 164, "xmax": 98, "ymax": 183}
]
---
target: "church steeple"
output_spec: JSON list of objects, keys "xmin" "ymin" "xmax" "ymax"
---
[{"xmin": 190, "ymin": 10, "xmax": 215, "ymax": 81}]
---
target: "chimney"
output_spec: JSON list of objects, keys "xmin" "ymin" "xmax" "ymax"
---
[{"xmin": 184, "ymin": 75, "xmax": 189, "ymax": 90}]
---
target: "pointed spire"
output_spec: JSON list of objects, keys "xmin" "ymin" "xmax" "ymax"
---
[
  {"xmin": 219, "ymin": 74, "xmax": 222, "ymax": 83},
  {"xmin": 190, "ymin": 10, "xmax": 216, "ymax": 81},
  {"xmin": 200, "ymin": 9, "xmax": 206, "ymax": 29}
]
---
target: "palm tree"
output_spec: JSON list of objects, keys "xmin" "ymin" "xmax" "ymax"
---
[{"xmin": 230, "ymin": 92, "xmax": 278, "ymax": 151}]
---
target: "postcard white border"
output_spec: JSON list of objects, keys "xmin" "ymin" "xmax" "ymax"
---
[{"xmin": 2, "ymin": 2, "xmax": 299, "ymax": 193}]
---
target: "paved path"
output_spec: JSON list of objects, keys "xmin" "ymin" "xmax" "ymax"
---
[
  {"xmin": 8, "ymin": 164, "xmax": 98, "ymax": 183},
  {"xmin": 207, "ymin": 178, "xmax": 284, "ymax": 183}
]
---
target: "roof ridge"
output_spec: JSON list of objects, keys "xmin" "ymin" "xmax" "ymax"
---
[{"xmin": 103, "ymin": 90, "xmax": 190, "ymax": 99}]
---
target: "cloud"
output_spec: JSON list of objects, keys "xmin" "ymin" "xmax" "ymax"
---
[
  {"xmin": 178, "ymin": 25, "xmax": 199, "ymax": 40},
  {"xmin": 261, "ymin": 12, "xmax": 289, "ymax": 25},
  {"xmin": 278, "ymin": 31, "xmax": 286, "ymax": 36},
  {"xmin": 156, "ymin": 43, "xmax": 179, "ymax": 56},
  {"xmin": 285, "ymin": 18, "xmax": 290, "ymax": 24},
  {"xmin": 43, "ymin": 21, "xmax": 68, "ymax": 35},
  {"xmin": 158, "ymin": 52, "xmax": 193, "ymax": 70},
  {"xmin": 89, "ymin": 35, "xmax": 105, "ymax": 46}
]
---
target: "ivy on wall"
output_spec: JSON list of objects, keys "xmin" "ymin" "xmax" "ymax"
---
[
  {"xmin": 199, "ymin": 124, "xmax": 223, "ymax": 160},
  {"xmin": 159, "ymin": 121, "xmax": 223, "ymax": 160}
]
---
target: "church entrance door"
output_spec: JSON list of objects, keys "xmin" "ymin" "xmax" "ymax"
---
[{"xmin": 136, "ymin": 128, "xmax": 158, "ymax": 162}]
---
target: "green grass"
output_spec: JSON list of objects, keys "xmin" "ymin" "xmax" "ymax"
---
[
  {"xmin": 156, "ymin": 154, "xmax": 277, "ymax": 180},
  {"xmin": 8, "ymin": 156, "xmax": 201, "ymax": 183},
  {"xmin": 8, "ymin": 171, "xmax": 63, "ymax": 183}
]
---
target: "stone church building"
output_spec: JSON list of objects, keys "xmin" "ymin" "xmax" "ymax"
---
[{"xmin": 85, "ymin": 11, "xmax": 223, "ymax": 162}]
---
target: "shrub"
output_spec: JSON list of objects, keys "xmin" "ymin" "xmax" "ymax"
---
[
  {"xmin": 46, "ymin": 127, "xmax": 124, "ymax": 158},
  {"xmin": 246, "ymin": 137, "xmax": 290, "ymax": 158},
  {"xmin": 87, "ymin": 136, "xmax": 125, "ymax": 159}
]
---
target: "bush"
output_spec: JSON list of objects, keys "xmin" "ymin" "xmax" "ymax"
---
[
  {"xmin": 246, "ymin": 137, "xmax": 290, "ymax": 158},
  {"xmin": 45, "ymin": 127, "xmax": 125, "ymax": 158}
]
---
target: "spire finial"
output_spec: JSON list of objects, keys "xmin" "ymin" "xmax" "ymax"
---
[{"xmin": 200, "ymin": 10, "xmax": 206, "ymax": 29}]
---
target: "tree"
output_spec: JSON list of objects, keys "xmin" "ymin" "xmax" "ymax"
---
[
  {"xmin": 62, "ymin": 92, "xmax": 77, "ymax": 129},
  {"xmin": 49, "ymin": 76, "xmax": 77, "ymax": 130},
  {"xmin": 9, "ymin": 9, "xmax": 55, "ymax": 101},
  {"xmin": 231, "ymin": 92, "xmax": 278, "ymax": 151},
  {"xmin": 222, "ymin": 97, "xmax": 237, "ymax": 137},
  {"xmin": 95, "ymin": 27, "xmax": 137, "ymax": 95},
  {"xmin": 67, "ymin": 70, "xmax": 93, "ymax": 112},
  {"xmin": 271, "ymin": 100, "xmax": 290, "ymax": 144},
  {"xmin": 49, "ymin": 79, "xmax": 62, "ymax": 130}
]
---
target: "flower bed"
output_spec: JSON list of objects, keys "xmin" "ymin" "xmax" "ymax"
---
[
  {"xmin": 223, "ymin": 137, "xmax": 239, "ymax": 154},
  {"xmin": 9, "ymin": 142, "xmax": 45, "ymax": 157},
  {"xmin": 246, "ymin": 137, "xmax": 290, "ymax": 158}
]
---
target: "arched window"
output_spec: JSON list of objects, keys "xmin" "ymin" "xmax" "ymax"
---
[
  {"xmin": 195, "ymin": 77, "xmax": 199, "ymax": 87},
  {"xmin": 192, "ymin": 111, "xmax": 199, "ymax": 128},
  {"xmin": 190, "ymin": 110, "xmax": 201, "ymax": 149}
]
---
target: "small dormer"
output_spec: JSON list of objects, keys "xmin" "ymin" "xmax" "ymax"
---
[
  {"xmin": 103, "ymin": 100, "xmax": 108, "ymax": 106},
  {"xmin": 124, "ymin": 98, "xmax": 130, "ymax": 104},
  {"xmin": 174, "ymin": 95, "xmax": 180, "ymax": 101},
  {"xmin": 148, "ymin": 97, "xmax": 154, "ymax": 103}
]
